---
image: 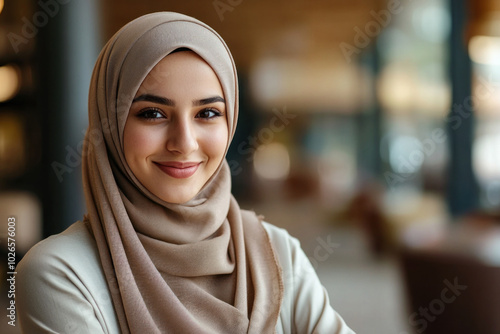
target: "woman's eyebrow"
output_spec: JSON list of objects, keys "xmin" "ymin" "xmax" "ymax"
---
[
  {"xmin": 132, "ymin": 94, "xmax": 175, "ymax": 106},
  {"xmin": 193, "ymin": 96, "xmax": 225, "ymax": 106}
]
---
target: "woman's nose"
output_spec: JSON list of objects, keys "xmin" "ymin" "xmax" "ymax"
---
[{"xmin": 166, "ymin": 119, "xmax": 199, "ymax": 155}]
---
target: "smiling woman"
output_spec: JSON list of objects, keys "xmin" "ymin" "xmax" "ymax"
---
[
  {"xmin": 124, "ymin": 51, "xmax": 229, "ymax": 204},
  {"xmin": 15, "ymin": 12, "xmax": 354, "ymax": 334}
]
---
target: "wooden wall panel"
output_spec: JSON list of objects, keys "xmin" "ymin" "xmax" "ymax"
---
[{"xmin": 99, "ymin": 0, "xmax": 387, "ymax": 69}]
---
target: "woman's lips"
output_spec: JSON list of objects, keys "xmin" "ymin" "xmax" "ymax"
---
[{"xmin": 154, "ymin": 161, "xmax": 201, "ymax": 179}]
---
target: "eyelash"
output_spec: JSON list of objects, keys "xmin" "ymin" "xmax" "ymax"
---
[
  {"xmin": 137, "ymin": 108, "xmax": 164, "ymax": 120},
  {"xmin": 196, "ymin": 108, "xmax": 224, "ymax": 119},
  {"xmin": 136, "ymin": 108, "xmax": 224, "ymax": 121}
]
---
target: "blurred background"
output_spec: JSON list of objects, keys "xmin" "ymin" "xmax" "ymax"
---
[{"xmin": 2, "ymin": 0, "xmax": 500, "ymax": 333}]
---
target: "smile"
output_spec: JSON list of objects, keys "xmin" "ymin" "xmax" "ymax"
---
[{"xmin": 154, "ymin": 161, "xmax": 201, "ymax": 179}]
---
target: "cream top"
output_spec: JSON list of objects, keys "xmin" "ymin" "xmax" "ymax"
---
[{"xmin": 16, "ymin": 221, "xmax": 355, "ymax": 334}]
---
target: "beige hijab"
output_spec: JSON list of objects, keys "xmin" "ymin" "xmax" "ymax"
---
[{"xmin": 82, "ymin": 12, "xmax": 283, "ymax": 333}]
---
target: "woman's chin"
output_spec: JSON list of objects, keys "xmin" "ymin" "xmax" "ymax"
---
[{"xmin": 157, "ymin": 190, "xmax": 197, "ymax": 204}]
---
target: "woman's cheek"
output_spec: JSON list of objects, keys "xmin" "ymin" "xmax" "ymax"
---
[
  {"xmin": 125, "ymin": 124, "xmax": 163, "ymax": 162},
  {"xmin": 206, "ymin": 125, "xmax": 229, "ymax": 159}
]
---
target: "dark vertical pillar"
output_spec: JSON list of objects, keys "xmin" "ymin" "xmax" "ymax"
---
[
  {"xmin": 447, "ymin": 0, "xmax": 478, "ymax": 217},
  {"xmin": 358, "ymin": 45, "xmax": 382, "ymax": 180},
  {"xmin": 227, "ymin": 73, "xmax": 258, "ymax": 201},
  {"xmin": 38, "ymin": 0, "xmax": 101, "ymax": 237}
]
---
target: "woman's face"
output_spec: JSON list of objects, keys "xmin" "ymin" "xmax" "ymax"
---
[{"xmin": 123, "ymin": 51, "xmax": 228, "ymax": 204}]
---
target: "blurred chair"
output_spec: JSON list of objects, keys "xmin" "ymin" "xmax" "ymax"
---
[{"xmin": 400, "ymin": 248, "xmax": 500, "ymax": 334}]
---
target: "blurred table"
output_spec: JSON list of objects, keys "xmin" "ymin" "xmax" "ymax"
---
[{"xmin": 399, "ymin": 214, "xmax": 500, "ymax": 334}]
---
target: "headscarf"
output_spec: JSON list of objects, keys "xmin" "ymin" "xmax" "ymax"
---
[{"xmin": 82, "ymin": 12, "xmax": 283, "ymax": 333}]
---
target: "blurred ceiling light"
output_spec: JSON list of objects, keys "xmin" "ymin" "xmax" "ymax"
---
[
  {"xmin": 0, "ymin": 0, "xmax": 3, "ymax": 14},
  {"xmin": 469, "ymin": 35, "xmax": 500, "ymax": 65},
  {"xmin": 253, "ymin": 143, "xmax": 290, "ymax": 181},
  {"xmin": 250, "ymin": 57, "xmax": 371, "ymax": 112},
  {"xmin": 0, "ymin": 64, "xmax": 21, "ymax": 102}
]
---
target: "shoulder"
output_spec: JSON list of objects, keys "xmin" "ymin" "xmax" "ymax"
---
[
  {"xmin": 16, "ymin": 221, "xmax": 118, "ymax": 333},
  {"xmin": 16, "ymin": 220, "xmax": 106, "ymax": 301},
  {"xmin": 27, "ymin": 220, "xmax": 97, "ymax": 254},
  {"xmin": 261, "ymin": 222, "xmax": 304, "ymax": 270},
  {"xmin": 261, "ymin": 222, "xmax": 317, "ymax": 299},
  {"xmin": 17, "ymin": 220, "xmax": 100, "ymax": 277},
  {"xmin": 261, "ymin": 222, "xmax": 355, "ymax": 334},
  {"xmin": 261, "ymin": 221, "xmax": 294, "ymax": 243}
]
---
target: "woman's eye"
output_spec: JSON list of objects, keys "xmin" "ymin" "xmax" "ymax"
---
[
  {"xmin": 137, "ymin": 108, "xmax": 164, "ymax": 120},
  {"xmin": 196, "ymin": 108, "xmax": 223, "ymax": 119}
]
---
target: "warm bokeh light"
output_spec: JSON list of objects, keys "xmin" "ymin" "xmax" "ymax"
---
[
  {"xmin": 250, "ymin": 57, "xmax": 371, "ymax": 112},
  {"xmin": 473, "ymin": 132, "xmax": 500, "ymax": 182},
  {"xmin": 0, "ymin": 192, "xmax": 42, "ymax": 253},
  {"xmin": 471, "ymin": 70, "xmax": 500, "ymax": 116},
  {"xmin": 377, "ymin": 63, "xmax": 417, "ymax": 112},
  {"xmin": 469, "ymin": 35, "xmax": 500, "ymax": 65},
  {"xmin": 0, "ymin": 0, "xmax": 4, "ymax": 14},
  {"xmin": 377, "ymin": 63, "xmax": 450, "ymax": 116},
  {"xmin": 0, "ymin": 113, "xmax": 26, "ymax": 177},
  {"xmin": 253, "ymin": 143, "xmax": 290, "ymax": 180},
  {"xmin": 0, "ymin": 64, "xmax": 21, "ymax": 102}
]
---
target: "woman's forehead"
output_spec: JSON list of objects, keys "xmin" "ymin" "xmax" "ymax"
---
[{"xmin": 135, "ymin": 51, "xmax": 223, "ymax": 96}]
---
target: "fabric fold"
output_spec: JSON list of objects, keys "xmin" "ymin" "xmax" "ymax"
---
[{"xmin": 82, "ymin": 11, "xmax": 284, "ymax": 333}]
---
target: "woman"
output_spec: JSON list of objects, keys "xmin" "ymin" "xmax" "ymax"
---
[{"xmin": 16, "ymin": 12, "xmax": 354, "ymax": 333}]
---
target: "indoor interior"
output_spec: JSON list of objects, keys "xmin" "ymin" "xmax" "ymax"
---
[{"xmin": 2, "ymin": 0, "xmax": 500, "ymax": 333}]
